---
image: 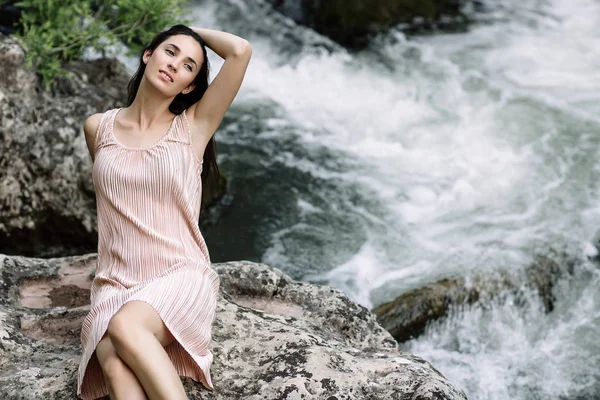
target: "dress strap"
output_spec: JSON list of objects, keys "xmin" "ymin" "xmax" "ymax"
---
[
  {"xmin": 181, "ymin": 109, "xmax": 204, "ymax": 172},
  {"xmin": 181, "ymin": 109, "xmax": 193, "ymax": 145},
  {"xmin": 93, "ymin": 108, "xmax": 119, "ymax": 155}
]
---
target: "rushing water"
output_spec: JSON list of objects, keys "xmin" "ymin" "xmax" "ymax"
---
[{"xmin": 114, "ymin": 0, "xmax": 600, "ymax": 397}]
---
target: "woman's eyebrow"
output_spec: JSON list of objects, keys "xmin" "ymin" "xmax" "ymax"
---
[{"xmin": 166, "ymin": 43, "xmax": 198, "ymax": 67}]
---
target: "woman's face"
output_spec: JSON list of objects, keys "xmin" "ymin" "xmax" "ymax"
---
[{"xmin": 143, "ymin": 34, "xmax": 204, "ymax": 96}]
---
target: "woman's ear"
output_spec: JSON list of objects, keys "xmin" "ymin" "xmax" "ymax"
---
[
  {"xmin": 143, "ymin": 49, "xmax": 152, "ymax": 65},
  {"xmin": 182, "ymin": 84, "xmax": 196, "ymax": 95}
]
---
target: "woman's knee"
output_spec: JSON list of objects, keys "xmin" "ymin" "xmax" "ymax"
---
[
  {"xmin": 107, "ymin": 301, "xmax": 175, "ymax": 348},
  {"xmin": 107, "ymin": 312, "xmax": 139, "ymax": 349}
]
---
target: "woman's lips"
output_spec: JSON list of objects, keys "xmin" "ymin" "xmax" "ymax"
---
[{"xmin": 159, "ymin": 70, "xmax": 173, "ymax": 82}]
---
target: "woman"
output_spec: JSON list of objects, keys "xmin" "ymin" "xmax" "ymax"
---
[{"xmin": 77, "ymin": 24, "xmax": 251, "ymax": 400}]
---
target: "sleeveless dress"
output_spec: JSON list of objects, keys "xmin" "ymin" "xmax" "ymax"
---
[{"xmin": 77, "ymin": 108, "xmax": 221, "ymax": 400}]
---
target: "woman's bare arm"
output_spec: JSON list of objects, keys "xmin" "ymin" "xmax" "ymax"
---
[
  {"xmin": 187, "ymin": 27, "xmax": 252, "ymax": 140},
  {"xmin": 83, "ymin": 113, "xmax": 103, "ymax": 162}
]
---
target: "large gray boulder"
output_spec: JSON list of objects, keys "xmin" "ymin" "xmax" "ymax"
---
[
  {"xmin": 0, "ymin": 253, "xmax": 467, "ymax": 399},
  {"xmin": 0, "ymin": 33, "xmax": 128, "ymax": 257}
]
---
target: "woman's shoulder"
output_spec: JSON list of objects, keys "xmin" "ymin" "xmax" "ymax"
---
[{"xmin": 83, "ymin": 111, "xmax": 112, "ymax": 162}]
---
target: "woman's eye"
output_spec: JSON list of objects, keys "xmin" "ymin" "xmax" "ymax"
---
[
  {"xmin": 166, "ymin": 49, "xmax": 174, "ymax": 55},
  {"xmin": 185, "ymin": 65, "xmax": 192, "ymax": 71}
]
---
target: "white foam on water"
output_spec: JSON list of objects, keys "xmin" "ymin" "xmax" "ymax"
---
[
  {"xmin": 407, "ymin": 261, "xmax": 600, "ymax": 398},
  {"xmin": 303, "ymin": 240, "xmax": 390, "ymax": 309}
]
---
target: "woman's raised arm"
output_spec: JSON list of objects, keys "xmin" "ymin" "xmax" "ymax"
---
[{"xmin": 187, "ymin": 27, "xmax": 252, "ymax": 139}]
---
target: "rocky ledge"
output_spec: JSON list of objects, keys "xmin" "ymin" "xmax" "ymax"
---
[{"xmin": 0, "ymin": 254, "xmax": 467, "ymax": 399}]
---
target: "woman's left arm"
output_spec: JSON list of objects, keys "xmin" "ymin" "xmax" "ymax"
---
[{"xmin": 187, "ymin": 27, "xmax": 252, "ymax": 139}]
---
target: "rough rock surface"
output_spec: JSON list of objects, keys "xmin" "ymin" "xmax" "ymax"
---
[
  {"xmin": 0, "ymin": 253, "xmax": 467, "ymax": 399},
  {"xmin": 0, "ymin": 34, "xmax": 225, "ymax": 258}
]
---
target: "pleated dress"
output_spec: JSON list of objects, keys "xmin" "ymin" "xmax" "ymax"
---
[{"xmin": 77, "ymin": 107, "xmax": 221, "ymax": 400}]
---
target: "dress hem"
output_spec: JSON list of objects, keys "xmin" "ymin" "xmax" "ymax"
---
[{"xmin": 77, "ymin": 263, "xmax": 218, "ymax": 400}]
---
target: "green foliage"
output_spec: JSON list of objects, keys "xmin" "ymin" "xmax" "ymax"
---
[{"xmin": 13, "ymin": 0, "xmax": 193, "ymax": 91}]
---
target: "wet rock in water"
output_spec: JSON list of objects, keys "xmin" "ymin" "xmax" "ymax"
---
[
  {"xmin": 373, "ymin": 249, "xmax": 580, "ymax": 343},
  {"xmin": 588, "ymin": 228, "xmax": 600, "ymax": 262},
  {"xmin": 0, "ymin": 253, "xmax": 467, "ymax": 400},
  {"xmin": 0, "ymin": 34, "xmax": 226, "ymax": 258},
  {"xmin": 523, "ymin": 249, "xmax": 580, "ymax": 313},
  {"xmin": 266, "ymin": 0, "xmax": 470, "ymax": 49},
  {"xmin": 373, "ymin": 277, "xmax": 479, "ymax": 343}
]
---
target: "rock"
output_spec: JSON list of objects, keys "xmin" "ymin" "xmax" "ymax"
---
[
  {"xmin": 373, "ymin": 249, "xmax": 579, "ymax": 342},
  {"xmin": 266, "ymin": 0, "xmax": 470, "ymax": 49},
  {"xmin": 0, "ymin": 33, "xmax": 124, "ymax": 258},
  {"xmin": 588, "ymin": 229, "xmax": 600, "ymax": 262},
  {"xmin": 0, "ymin": 253, "xmax": 467, "ymax": 399},
  {"xmin": 373, "ymin": 277, "xmax": 479, "ymax": 343},
  {"xmin": 0, "ymin": 34, "xmax": 226, "ymax": 258}
]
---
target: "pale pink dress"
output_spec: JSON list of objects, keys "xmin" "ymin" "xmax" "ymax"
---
[{"xmin": 77, "ymin": 108, "xmax": 221, "ymax": 400}]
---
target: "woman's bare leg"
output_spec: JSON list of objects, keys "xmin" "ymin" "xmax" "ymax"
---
[
  {"xmin": 106, "ymin": 300, "xmax": 188, "ymax": 400},
  {"xmin": 96, "ymin": 333, "xmax": 148, "ymax": 400}
]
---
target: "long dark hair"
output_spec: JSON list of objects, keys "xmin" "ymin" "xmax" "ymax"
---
[{"xmin": 126, "ymin": 24, "xmax": 220, "ymax": 197}]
